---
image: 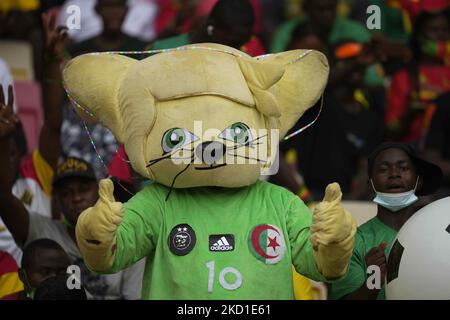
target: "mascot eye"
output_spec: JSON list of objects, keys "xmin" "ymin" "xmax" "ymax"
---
[
  {"xmin": 162, "ymin": 128, "xmax": 199, "ymax": 153},
  {"xmin": 219, "ymin": 122, "xmax": 252, "ymax": 144}
]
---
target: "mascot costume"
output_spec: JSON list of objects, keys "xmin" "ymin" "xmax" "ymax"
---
[{"xmin": 62, "ymin": 43, "xmax": 357, "ymax": 299}]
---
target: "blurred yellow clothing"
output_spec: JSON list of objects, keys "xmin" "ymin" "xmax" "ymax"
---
[
  {"xmin": 292, "ymin": 266, "xmax": 316, "ymax": 300},
  {"xmin": 0, "ymin": 251, "xmax": 24, "ymax": 300},
  {"xmin": 0, "ymin": 0, "xmax": 39, "ymax": 14}
]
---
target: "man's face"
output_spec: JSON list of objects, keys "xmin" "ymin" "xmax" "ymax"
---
[
  {"xmin": 96, "ymin": 0, "xmax": 128, "ymax": 34},
  {"xmin": 371, "ymin": 148, "xmax": 418, "ymax": 193},
  {"xmin": 55, "ymin": 177, "xmax": 99, "ymax": 225},
  {"xmin": 305, "ymin": 0, "xmax": 337, "ymax": 32},
  {"xmin": 22, "ymin": 248, "xmax": 70, "ymax": 290}
]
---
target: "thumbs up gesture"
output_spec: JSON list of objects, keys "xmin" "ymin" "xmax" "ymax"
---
[
  {"xmin": 310, "ymin": 183, "xmax": 357, "ymax": 279},
  {"xmin": 76, "ymin": 179, "xmax": 124, "ymax": 272}
]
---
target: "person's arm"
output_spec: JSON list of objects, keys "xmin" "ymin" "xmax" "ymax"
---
[
  {"xmin": 0, "ymin": 85, "xmax": 30, "ymax": 246},
  {"xmin": 288, "ymin": 183, "xmax": 357, "ymax": 282},
  {"xmin": 76, "ymin": 179, "xmax": 163, "ymax": 273},
  {"xmin": 108, "ymin": 184, "xmax": 164, "ymax": 273},
  {"xmin": 341, "ymin": 241, "xmax": 387, "ymax": 300},
  {"xmin": 39, "ymin": 12, "xmax": 69, "ymax": 171},
  {"xmin": 327, "ymin": 238, "xmax": 366, "ymax": 299},
  {"xmin": 309, "ymin": 184, "xmax": 357, "ymax": 280},
  {"xmin": 287, "ymin": 196, "xmax": 328, "ymax": 283},
  {"xmin": 342, "ymin": 282, "xmax": 380, "ymax": 300}
]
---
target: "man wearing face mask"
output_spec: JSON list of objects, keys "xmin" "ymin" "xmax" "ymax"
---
[{"xmin": 328, "ymin": 142, "xmax": 442, "ymax": 300}]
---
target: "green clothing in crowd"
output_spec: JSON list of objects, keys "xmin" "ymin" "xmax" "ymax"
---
[
  {"xmin": 328, "ymin": 217, "xmax": 397, "ymax": 300},
  {"xmin": 152, "ymin": 33, "xmax": 191, "ymax": 51},
  {"xmin": 270, "ymin": 16, "xmax": 371, "ymax": 53}
]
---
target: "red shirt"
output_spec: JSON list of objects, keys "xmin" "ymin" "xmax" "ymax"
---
[{"xmin": 385, "ymin": 65, "xmax": 450, "ymax": 143}]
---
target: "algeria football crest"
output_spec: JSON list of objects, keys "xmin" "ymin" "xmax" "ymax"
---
[{"xmin": 248, "ymin": 224, "xmax": 286, "ymax": 264}]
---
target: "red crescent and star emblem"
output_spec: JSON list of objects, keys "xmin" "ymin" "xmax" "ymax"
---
[{"xmin": 248, "ymin": 224, "xmax": 286, "ymax": 264}]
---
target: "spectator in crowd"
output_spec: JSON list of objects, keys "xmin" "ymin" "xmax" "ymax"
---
[
  {"xmin": 18, "ymin": 238, "xmax": 71, "ymax": 300},
  {"xmin": 424, "ymin": 91, "xmax": 450, "ymax": 197},
  {"xmin": 0, "ymin": 0, "xmax": 45, "ymax": 80},
  {"xmin": 270, "ymin": 0, "xmax": 370, "ymax": 53},
  {"xmin": 328, "ymin": 142, "xmax": 442, "ymax": 300},
  {"xmin": 35, "ymin": 274, "xmax": 87, "ymax": 300},
  {"xmin": 150, "ymin": 0, "xmax": 257, "ymax": 54},
  {"xmin": 272, "ymin": 0, "xmax": 387, "ymax": 99},
  {"xmin": 67, "ymin": 0, "xmax": 148, "ymax": 56},
  {"xmin": 0, "ymin": 250, "xmax": 23, "ymax": 300},
  {"xmin": 58, "ymin": 0, "xmax": 157, "ymax": 43},
  {"xmin": 0, "ymin": 60, "xmax": 22, "ymax": 264},
  {"xmin": 0, "ymin": 90, "xmax": 144, "ymax": 299},
  {"xmin": 269, "ymin": 22, "xmax": 326, "ymax": 203},
  {"xmin": 277, "ymin": 40, "xmax": 384, "ymax": 201},
  {"xmin": 385, "ymin": 10, "xmax": 450, "ymax": 146},
  {"xmin": 58, "ymin": 0, "xmax": 148, "ymax": 178},
  {"xmin": 287, "ymin": 21, "xmax": 327, "ymax": 52},
  {"xmin": 0, "ymin": 12, "xmax": 66, "ymax": 265},
  {"xmin": 108, "ymin": 0, "xmax": 262, "ymax": 189}
]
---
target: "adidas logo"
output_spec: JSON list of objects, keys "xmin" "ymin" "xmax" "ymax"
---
[{"xmin": 209, "ymin": 234, "xmax": 234, "ymax": 252}]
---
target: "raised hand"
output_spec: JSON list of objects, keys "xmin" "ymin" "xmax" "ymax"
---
[
  {"xmin": 365, "ymin": 241, "xmax": 388, "ymax": 280},
  {"xmin": 0, "ymin": 85, "xmax": 20, "ymax": 138},
  {"xmin": 310, "ymin": 182, "xmax": 357, "ymax": 279},
  {"xmin": 42, "ymin": 11, "xmax": 69, "ymax": 59},
  {"xmin": 311, "ymin": 183, "xmax": 355, "ymax": 249},
  {"xmin": 96, "ymin": 178, "xmax": 124, "ymax": 229},
  {"xmin": 76, "ymin": 179, "xmax": 124, "ymax": 272}
]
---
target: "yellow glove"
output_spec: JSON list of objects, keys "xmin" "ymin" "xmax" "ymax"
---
[
  {"xmin": 75, "ymin": 179, "xmax": 124, "ymax": 272},
  {"xmin": 310, "ymin": 182, "xmax": 356, "ymax": 280}
]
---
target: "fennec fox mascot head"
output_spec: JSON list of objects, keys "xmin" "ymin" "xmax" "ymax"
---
[{"xmin": 63, "ymin": 43, "xmax": 329, "ymax": 188}]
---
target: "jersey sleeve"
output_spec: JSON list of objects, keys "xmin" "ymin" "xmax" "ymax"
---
[
  {"xmin": 327, "ymin": 232, "xmax": 367, "ymax": 299},
  {"xmin": 286, "ymin": 197, "xmax": 327, "ymax": 283},
  {"xmin": 108, "ymin": 185, "xmax": 165, "ymax": 273}
]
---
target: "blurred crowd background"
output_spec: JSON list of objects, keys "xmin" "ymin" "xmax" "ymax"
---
[{"xmin": 2, "ymin": 0, "xmax": 450, "ymax": 201}]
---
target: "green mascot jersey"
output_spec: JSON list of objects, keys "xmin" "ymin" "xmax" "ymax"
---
[{"xmin": 105, "ymin": 180, "xmax": 327, "ymax": 299}]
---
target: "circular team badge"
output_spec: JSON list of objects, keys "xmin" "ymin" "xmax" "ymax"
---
[
  {"xmin": 168, "ymin": 224, "xmax": 196, "ymax": 256},
  {"xmin": 248, "ymin": 224, "xmax": 286, "ymax": 264}
]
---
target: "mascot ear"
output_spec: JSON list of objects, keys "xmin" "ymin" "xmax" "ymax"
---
[
  {"xmin": 62, "ymin": 54, "xmax": 137, "ymax": 143},
  {"xmin": 263, "ymin": 50, "xmax": 329, "ymax": 138},
  {"xmin": 238, "ymin": 57, "xmax": 285, "ymax": 117}
]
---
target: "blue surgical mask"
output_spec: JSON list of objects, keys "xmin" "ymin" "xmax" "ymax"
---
[{"xmin": 371, "ymin": 178, "xmax": 419, "ymax": 212}]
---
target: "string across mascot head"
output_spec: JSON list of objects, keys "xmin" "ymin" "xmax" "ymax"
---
[
  {"xmin": 63, "ymin": 43, "xmax": 329, "ymax": 190},
  {"xmin": 62, "ymin": 43, "xmax": 357, "ymax": 300}
]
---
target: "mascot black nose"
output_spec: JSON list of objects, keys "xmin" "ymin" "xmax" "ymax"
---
[{"xmin": 195, "ymin": 141, "xmax": 226, "ymax": 165}]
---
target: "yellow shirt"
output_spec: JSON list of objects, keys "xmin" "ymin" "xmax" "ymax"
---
[{"xmin": 292, "ymin": 266, "xmax": 316, "ymax": 300}]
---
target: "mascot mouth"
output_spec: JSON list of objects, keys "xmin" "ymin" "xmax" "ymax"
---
[{"xmin": 195, "ymin": 163, "xmax": 227, "ymax": 170}]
